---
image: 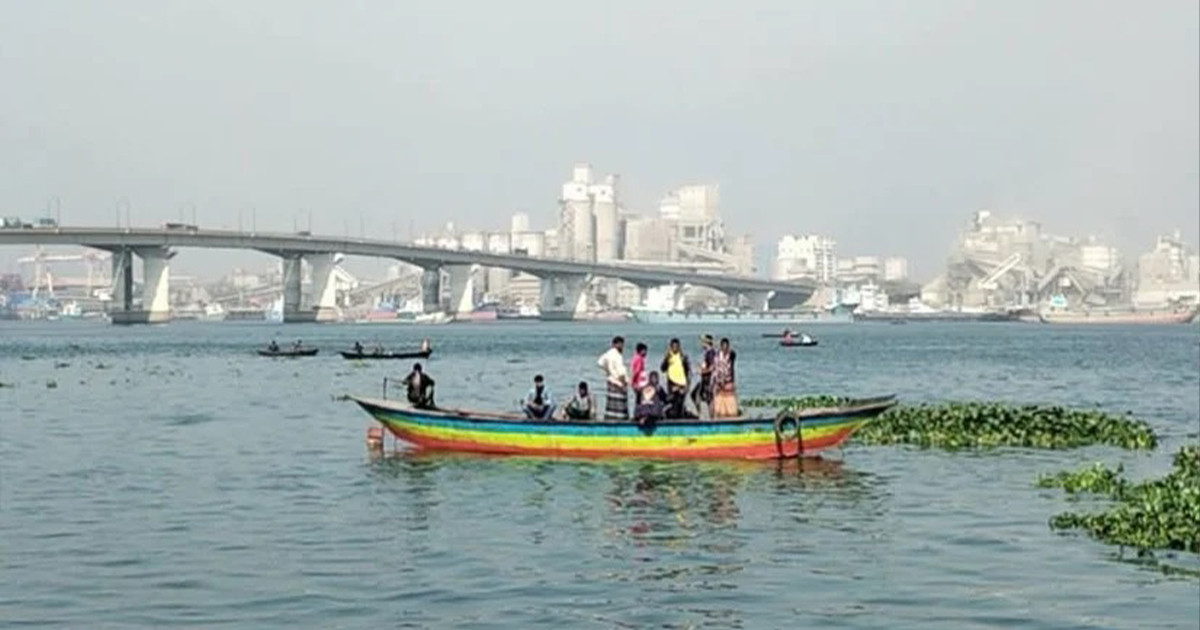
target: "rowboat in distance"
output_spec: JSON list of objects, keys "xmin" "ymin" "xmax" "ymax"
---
[
  {"xmin": 257, "ymin": 347, "xmax": 319, "ymax": 357},
  {"xmin": 350, "ymin": 394, "xmax": 897, "ymax": 460},
  {"xmin": 339, "ymin": 349, "xmax": 433, "ymax": 360},
  {"xmin": 780, "ymin": 339, "xmax": 818, "ymax": 347}
]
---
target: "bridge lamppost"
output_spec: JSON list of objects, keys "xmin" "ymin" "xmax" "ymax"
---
[
  {"xmin": 47, "ymin": 195, "xmax": 61, "ymax": 224},
  {"xmin": 114, "ymin": 197, "xmax": 131, "ymax": 228}
]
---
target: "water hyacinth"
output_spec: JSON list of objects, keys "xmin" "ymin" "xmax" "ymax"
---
[
  {"xmin": 1039, "ymin": 445, "xmax": 1200, "ymax": 555},
  {"xmin": 740, "ymin": 397, "xmax": 1159, "ymax": 450}
]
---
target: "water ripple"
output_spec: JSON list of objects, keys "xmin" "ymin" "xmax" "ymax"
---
[{"xmin": 1, "ymin": 321, "xmax": 1197, "ymax": 628}]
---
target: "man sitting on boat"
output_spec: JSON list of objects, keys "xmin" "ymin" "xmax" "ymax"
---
[
  {"xmin": 563, "ymin": 381, "xmax": 596, "ymax": 421},
  {"xmin": 419, "ymin": 338, "xmax": 431, "ymax": 353},
  {"xmin": 268, "ymin": 340, "xmax": 280, "ymax": 353},
  {"xmin": 403, "ymin": 363, "xmax": 436, "ymax": 409},
  {"xmin": 522, "ymin": 374, "xmax": 555, "ymax": 420},
  {"xmin": 633, "ymin": 371, "xmax": 669, "ymax": 425}
]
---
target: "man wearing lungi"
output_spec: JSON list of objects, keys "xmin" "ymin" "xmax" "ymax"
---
[{"xmin": 596, "ymin": 336, "xmax": 629, "ymax": 419}]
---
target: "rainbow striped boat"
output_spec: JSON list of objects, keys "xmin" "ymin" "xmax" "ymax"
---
[{"xmin": 350, "ymin": 394, "xmax": 897, "ymax": 460}]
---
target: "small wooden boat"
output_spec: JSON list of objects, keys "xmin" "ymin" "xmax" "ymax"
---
[
  {"xmin": 760, "ymin": 331, "xmax": 796, "ymax": 338},
  {"xmin": 258, "ymin": 347, "xmax": 319, "ymax": 357},
  {"xmin": 780, "ymin": 339, "xmax": 818, "ymax": 347},
  {"xmin": 339, "ymin": 349, "xmax": 432, "ymax": 360},
  {"xmin": 350, "ymin": 394, "xmax": 896, "ymax": 460}
]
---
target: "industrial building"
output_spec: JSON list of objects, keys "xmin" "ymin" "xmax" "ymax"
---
[
  {"xmin": 919, "ymin": 210, "xmax": 1197, "ymax": 311},
  {"xmin": 403, "ymin": 165, "xmax": 759, "ymax": 312}
]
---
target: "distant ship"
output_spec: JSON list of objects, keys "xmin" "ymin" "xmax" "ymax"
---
[
  {"xmin": 225, "ymin": 307, "xmax": 267, "ymax": 322},
  {"xmin": 497, "ymin": 304, "xmax": 540, "ymax": 320},
  {"xmin": 854, "ymin": 299, "xmax": 1013, "ymax": 323},
  {"xmin": 631, "ymin": 305, "xmax": 854, "ymax": 325},
  {"xmin": 1037, "ymin": 305, "xmax": 1198, "ymax": 325}
]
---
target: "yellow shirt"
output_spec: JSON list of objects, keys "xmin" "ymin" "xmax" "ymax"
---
[{"xmin": 665, "ymin": 351, "xmax": 686, "ymax": 386}]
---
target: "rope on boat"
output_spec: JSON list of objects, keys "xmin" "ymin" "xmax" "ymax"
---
[{"xmin": 773, "ymin": 409, "xmax": 803, "ymax": 458}]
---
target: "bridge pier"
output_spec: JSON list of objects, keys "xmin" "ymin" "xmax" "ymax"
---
[
  {"xmin": 672, "ymin": 284, "xmax": 691, "ymax": 311},
  {"xmin": 539, "ymin": 273, "xmax": 590, "ymax": 320},
  {"xmin": 446, "ymin": 264, "xmax": 478, "ymax": 318},
  {"xmin": 109, "ymin": 247, "xmax": 174, "ymax": 325},
  {"xmin": 743, "ymin": 290, "xmax": 775, "ymax": 311},
  {"xmin": 419, "ymin": 268, "xmax": 443, "ymax": 313},
  {"xmin": 281, "ymin": 253, "xmax": 341, "ymax": 323}
]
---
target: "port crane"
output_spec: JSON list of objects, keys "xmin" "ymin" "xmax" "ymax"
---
[{"xmin": 16, "ymin": 247, "xmax": 111, "ymax": 298}]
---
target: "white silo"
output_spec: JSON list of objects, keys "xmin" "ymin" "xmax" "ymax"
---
[
  {"xmin": 559, "ymin": 165, "xmax": 595, "ymax": 262},
  {"xmin": 510, "ymin": 212, "xmax": 530, "ymax": 234},
  {"xmin": 591, "ymin": 174, "xmax": 619, "ymax": 263}
]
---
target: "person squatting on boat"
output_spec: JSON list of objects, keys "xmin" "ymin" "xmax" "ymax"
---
[
  {"xmin": 660, "ymin": 338, "xmax": 693, "ymax": 419},
  {"xmin": 522, "ymin": 374, "xmax": 555, "ymax": 420},
  {"xmin": 563, "ymin": 381, "xmax": 596, "ymax": 421},
  {"xmin": 633, "ymin": 371, "xmax": 670, "ymax": 425},
  {"xmin": 711, "ymin": 337, "xmax": 739, "ymax": 418},
  {"xmin": 691, "ymin": 334, "xmax": 717, "ymax": 418},
  {"xmin": 597, "ymin": 336, "xmax": 629, "ymax": 419},
  {"xmin": 403, "ymin": 362, "xmax": 436, "ymax": 409}
]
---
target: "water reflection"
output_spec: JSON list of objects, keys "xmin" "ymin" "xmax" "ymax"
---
[{"xmin": 363, "ymin": 452, "xmax": 887, "ymax": 629}]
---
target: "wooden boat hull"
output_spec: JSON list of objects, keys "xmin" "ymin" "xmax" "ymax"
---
[
  {"xmin": 340, "ymin": 349, "xmax": 432, "ymax": 360},
  {"xmin": 351, "ymin": 395, "xmax": 895, "ymax": 460},
  {"xmin": 258, "ymin": 348, "xmax": 319, "ymax": 357},
  {"xmin": 1038, "ymin": 306, "xmax": 1198, "ymax": 325},
  {"xmin": 780, "ymin": 340, "xmax": 817, "ymax": 347}
]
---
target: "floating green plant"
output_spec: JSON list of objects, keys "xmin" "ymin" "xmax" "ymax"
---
[
  {"xmin": 1039, "ymin": 445, "xmax": 1199, "ymax": 555},
  {"xmin": 741, "ymin": 397, "xmax": 1158, "ymax": 450}
]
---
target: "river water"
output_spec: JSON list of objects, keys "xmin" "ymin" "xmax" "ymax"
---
[{"xmin": 1, "ymin": 321, "xmax": 1197, "ymax": 629}]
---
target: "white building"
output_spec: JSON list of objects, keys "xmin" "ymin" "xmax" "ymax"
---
[
  {"xmin": 1135, "ymin": 231, "xmax": 1200, "ymax": 305},
  {"xmin": 623, "ymin": 217, "xmax": 674, "ymax": 261},
  {"xmin": 772, "ymin": 235, "xmax": 837, "ymax": 283},
  {"xmin": 883, "ymin": 257, "xmax": 910, "ymax": 282},
  {"xmin": 660, "ymin": 184, "xmax": 722, "ymax": 251}
]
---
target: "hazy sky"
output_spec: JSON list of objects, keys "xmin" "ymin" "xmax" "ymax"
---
[{"xmin": 1, "ymin": 0, "xmax": 1197, "ymax": 279}]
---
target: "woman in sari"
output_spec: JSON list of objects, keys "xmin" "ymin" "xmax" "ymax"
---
[{"xmin": 711, "ymin": 337, "xmax": 739, "ymax": 418}]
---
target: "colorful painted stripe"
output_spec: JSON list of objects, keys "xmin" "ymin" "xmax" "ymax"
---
[{"xmin": 353, "ymin": 396, "xmax": 893, "ymax": 460}]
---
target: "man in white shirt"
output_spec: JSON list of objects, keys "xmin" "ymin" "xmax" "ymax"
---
[{"xmin": 596, "ymin": 336, "xmax": 629, "ymax": 420}]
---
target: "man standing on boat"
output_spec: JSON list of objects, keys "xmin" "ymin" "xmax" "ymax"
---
[
  {"xmin": 691, "ymin": 334, "xmax": 717, "ymax": 418},
  {"xmin": 597, "ymin": 336, "xmax": 629, "ymax": 419},
  {"xmin": 660, "ymin": 338, "xmax": 692, "ymax": 418}
]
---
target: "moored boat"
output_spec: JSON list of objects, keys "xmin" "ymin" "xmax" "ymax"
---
[
  {"xmin": 350, "ymin": 394, "xmax": 896, "ymax": 460},
  {"xmin": 1037, "ymin": 304, "xmax": 1199, "ymax": 325}
]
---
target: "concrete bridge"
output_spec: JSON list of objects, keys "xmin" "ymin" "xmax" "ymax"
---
[{"xmin": 0, "ymin": 226, "xmax": 816, "ymax": 324}]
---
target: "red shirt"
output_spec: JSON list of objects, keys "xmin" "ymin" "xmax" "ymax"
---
[{"xmin": 631, "ymin": 353, "xmax": 648, "ymax": 390}]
